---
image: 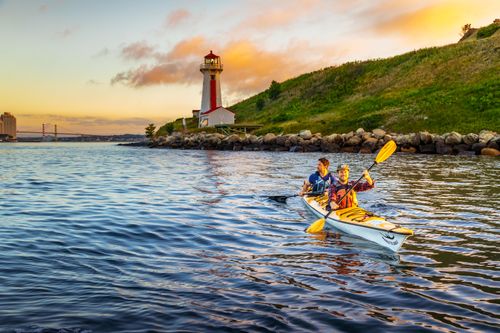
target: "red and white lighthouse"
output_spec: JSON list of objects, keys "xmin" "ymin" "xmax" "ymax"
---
[{"xmin": 198, "ymin": 51, "xmax": 234, "ymax": 127}]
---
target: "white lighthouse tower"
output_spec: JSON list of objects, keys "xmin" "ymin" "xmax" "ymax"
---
[{"xmin": 197, "ymin": 50, "xmax": 234, "ymax": 128}]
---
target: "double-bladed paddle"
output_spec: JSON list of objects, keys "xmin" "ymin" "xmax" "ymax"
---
[
  {"xmin": 268, "ymin": 192, "xmax": 322, "ymax": 203},
  {"xmin": 305, "ymin": 140, "xmax": 397, "ymax": 234}
]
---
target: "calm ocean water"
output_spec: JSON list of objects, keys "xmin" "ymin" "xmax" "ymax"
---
[{"xmin": 0, "ymin": 142, "xmax": 498, "ymax": 333}]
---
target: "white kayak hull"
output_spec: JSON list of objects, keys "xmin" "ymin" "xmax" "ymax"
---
[{"xmin": 303, "ymin": 196, "xmax": 413, "ymax": 252}]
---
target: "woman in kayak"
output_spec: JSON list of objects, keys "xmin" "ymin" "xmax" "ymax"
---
[
  {"xmin": 299, "ymin": 157, "xmax": 337, "ymax": 196},
  {"xmin": 327, "ymin": 164, "xmax": 374, "ymax": 210}
]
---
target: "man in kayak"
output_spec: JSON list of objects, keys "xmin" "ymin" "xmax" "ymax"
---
[
  {"xmin": 327, "ymin": 164, "xmax": 374, "ymax": 210},
  {"xmin": 299, "ymin": 157, "xmax": 337, "ymax": 196}
]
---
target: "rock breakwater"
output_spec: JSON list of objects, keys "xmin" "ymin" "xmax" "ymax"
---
[{"xmin": 146, "ymin": 129, "xmax": 499, "ymax": 156}]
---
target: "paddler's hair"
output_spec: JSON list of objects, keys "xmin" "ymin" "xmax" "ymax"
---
[{"xmin": 318, "ymin": 157, "xmax": 329, "ymax": 169}]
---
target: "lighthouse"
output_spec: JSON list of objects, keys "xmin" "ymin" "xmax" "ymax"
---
[{"xmin": 197, "ymin": 51, "xmax": 234, "ymax": 128}]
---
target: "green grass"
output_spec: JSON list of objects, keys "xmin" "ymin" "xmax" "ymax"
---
[{"xmin": 230, "ymin": 29, "xmax": 500, "ymax": 135}]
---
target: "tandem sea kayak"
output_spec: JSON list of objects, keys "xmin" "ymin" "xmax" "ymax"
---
[{"xmin": 303, "ymin": 195, "xmax": 413, "ymax": 252}]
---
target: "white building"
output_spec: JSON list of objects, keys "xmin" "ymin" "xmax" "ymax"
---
[{"xmin": 197, "ymin": 51, "xmax": 235, "ymax": 128}]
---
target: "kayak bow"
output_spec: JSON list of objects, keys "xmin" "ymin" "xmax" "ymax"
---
[{"xmin": 303, "ymin": 194, "xmax": 413, "ymax": 252}]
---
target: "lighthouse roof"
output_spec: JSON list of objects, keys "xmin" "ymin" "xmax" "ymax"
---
[{"xmin": 204, "ymin": 50, "xmax": 219, "ymax": 59}]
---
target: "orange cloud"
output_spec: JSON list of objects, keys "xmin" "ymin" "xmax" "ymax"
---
[
  {"xmin": 371, "ymin": 0, "xmax": 500, "ymax": 41},
  {"xmin": 165, "ymin": 9, "xmax": 191, "ymax": 28},
  {"xmin": 110, "ymin": 36, "xmax": 344, "ymax": 99},
  {"xmin": 236, "ymin": 0, "xmax": 321, "ymax": 31}
]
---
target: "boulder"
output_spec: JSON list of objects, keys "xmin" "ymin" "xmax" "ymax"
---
[
  {"xmin": 419, "ymin": 131, "xmax": 433, "ymax": 145},
  {"xmin": 248, "ymin": 135, "xmax": 259, "ymax": 144},
  {"xmin": 321, "ymin": 142, "xmax": 341, "ymax": 153},
  {"xmin": 463, "ymin": 133, "xmax": 479, "ymax": 145},
  {"xmin": 343, "ymin": 131, "xmax": 355, "ymax": 141},
  {"xmin": 487, "ymin": 138, "xmax": 499, "ymax": 150},
  {"xmin": 275, "ymin": 135, "xmax": 288, "ymax": 146},
  {"xmin": 362, "ymin": 132, "xmax": 373, "ymax": 141},
  {"xmin": 263, "ymin": 133, "xmax": 276, "ymax": 145},
  {"xmin": 346, "ymin": 135, "xmax": 362, "ymax": 146},
  {"xmin": 395, "ymin": 134, "xmax": 410, "ymax": 146},
  {"xmin": 341, "ymin": 146, "xmax": 358, "ymax": 153},
  {"xmin": 362, "ymin": 137, "xmax": 378, "ymax": 151},
  {"xmin": 401, "ymin": 146, "xmax": 417, "ymax": 153},
  {"xmin": 472, "ymin": 142, "xmax": 487, "ymax": 154},
  {"xmin": 419, "ymin": 144, "xmax": 436, "ymax": 154},
  {"xmin": 355, "ymin": 128, "xmax": 365, "ymax": 135},
  {"xmin": 325, "ymin": 133, "xmax": 343, "ymax": 144},
  {"xmin": 359, "ymin": 146, "xmax": 372, "ymax": 154},
  {"xmin": 299, "ymin": 130, "xmax": 312, "ymax": 140},
  {"xmin": 445, "ymin": 132, "xmax": 462, "ymax": 145},
  {"xmin": 225, "ymin": 134, "xmax": 241, "ymax": 145},
  {"xmin": 436, "ymin": 140, "xmax": 452, "ymax": 155},
  {"xmin": 372, "ymin": 128, "xmax": 386, "ymax": 139},
  {"xmin": 287, "ymin": 134, "xmax": 299, "ymax": 146},
  {"xmin": 382, "ymin": 134, "xmax": 393, "ymax": 143},
  {"xmin": 409, "ymin": 133, "xmax": 420, "ymax": 146},
  {"xmin": 479, "ymin": 130, "xmax": 495, "ymax": 143},
  {"xmin": 481, "ymin": 148, "xmax": 500, "ymax": 156},
  {"xmin": 289, "ymin": 145, "xmax": 304, "ymax": 152},
  {"xmin": 453, "ymin": 144, "xmax": 471, "ymax": 154}
]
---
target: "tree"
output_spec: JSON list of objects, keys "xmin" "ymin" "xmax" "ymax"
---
[
  {"xmin": 165, "ymin": 122, "xmax": 174, "ymax": 135},
  {"xmin": 268, "ymin": 80, "xmax": 281, "ymax": 100},
  {"xmin": 461, "ymin": 23, "xmax": 471, "ymax": 36},
  {"xmin": 256, "ymin": 97, "xmax": 265, "ymax": 110},
  {"xmin": 145, "ymin": 123, "xmax": 156, "ymax": 141}
]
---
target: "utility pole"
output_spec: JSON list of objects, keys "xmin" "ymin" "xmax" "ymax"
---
[{"xmin": 54, "ymin": 124, "xmax": 58, "ymax": 141}]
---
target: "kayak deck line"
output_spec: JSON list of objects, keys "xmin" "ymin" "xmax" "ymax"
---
[{"xmin": 303, "ymin": 194, "xmax": 414, "ymax": 251}]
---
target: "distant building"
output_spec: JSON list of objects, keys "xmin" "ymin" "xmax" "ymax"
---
[
  {"xmin": 197, "ymin": 51, "xmax": 234, "ymax": 128},
  {"xmin": 0, "ymin": 112, "xmax": 16, "ymax": 140}
]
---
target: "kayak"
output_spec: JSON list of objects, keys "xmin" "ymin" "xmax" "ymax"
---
[{"xmin": 303, "ymin": 194, "xmax": 413, "ymax": 252}]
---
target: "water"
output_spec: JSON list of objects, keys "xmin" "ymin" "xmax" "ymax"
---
[{"xmin": 0, "ymin": 143, "xmax": 498, "ymax": 333}]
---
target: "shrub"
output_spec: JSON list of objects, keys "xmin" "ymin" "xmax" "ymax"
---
[
  {"xmin": 256, "ymin": 98, "xmax": 265, "ymax": 110},
  {"xmin": 268, "ymin": 80, "xmax": 281, "ymax": 100},
  {"xmin": 477, "ymin": 23, "xmax": 500, "ymax": 39}
]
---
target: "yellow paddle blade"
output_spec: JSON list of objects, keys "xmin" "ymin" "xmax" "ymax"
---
[
  {"xmin": 375, "ymin": 140, "xmax": 397, "ymax": 164},
  {"xmin": 306, "ymin": 218, "xmax": 326, "ymax": 234}
]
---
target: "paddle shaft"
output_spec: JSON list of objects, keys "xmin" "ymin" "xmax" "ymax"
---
[{"xmin": 324, "ymin": 162, "xmax": 376, "ymax": 219}]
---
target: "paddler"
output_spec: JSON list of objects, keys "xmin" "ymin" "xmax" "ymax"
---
[
  {"xmin": 327, "ymin": 164, "xmax": 374, "ymax": 210},
  {"xmin": 299, "ymin": 157, "xmax": 337, "ymax": 196}
]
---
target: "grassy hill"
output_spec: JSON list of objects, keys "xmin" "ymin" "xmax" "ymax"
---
[{"xmin": 230, "ymin": 24, "xmax": 500, "ymax": 135}]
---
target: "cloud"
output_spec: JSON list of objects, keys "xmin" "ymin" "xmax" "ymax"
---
[
  {"xmin": 235, "ymin": 0, "xmax": 321, "ymax": 31},
  {"xmin": 110, "ymin": 36, "xmax": 343, "ymax": 98},
  {"xmin": 92, "ymin": 47, "xmax": 110, "ymax": 58},
  {"xmin": 86, "ymin": 79, "xmax": 102, "ymax": 85},
  {"xmin": 121, "ymin": 41, "xmax": 156, "ymax": 60},
  {"xmin": 165, "ymin": 9, "xmax": 191, "ymax": 28},
  {"xmin": 368, "ymin": 0, "xmax": 500, "ymax": 42},
  {"xmin": 57, "ymin": 26, "xmax": 79, "ymax": 39}
]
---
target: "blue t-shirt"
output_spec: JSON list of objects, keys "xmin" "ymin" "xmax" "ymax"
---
[{"xmin": 308, "ymin": 172, "xmax": 337, "ymax": 193}]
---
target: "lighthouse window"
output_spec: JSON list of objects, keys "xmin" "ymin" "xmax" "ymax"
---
[{"xmin": 211, "ymin": 75, "xmax": 215, "ymax": 80}]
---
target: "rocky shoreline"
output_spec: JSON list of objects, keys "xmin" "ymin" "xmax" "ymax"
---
[{"xmin": 126, "ymin": 129, "xmax": 500, "ymax": 156}]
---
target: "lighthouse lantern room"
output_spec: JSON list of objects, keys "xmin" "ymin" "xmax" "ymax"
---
[{"xmin": 197, "ymin": 50, "xmax": 235, "ymax": 128}]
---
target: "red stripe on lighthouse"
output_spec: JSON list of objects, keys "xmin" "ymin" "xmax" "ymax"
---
[{"xmin": 210, "ymin": 79, "xmax": 217, "ymax": 110}]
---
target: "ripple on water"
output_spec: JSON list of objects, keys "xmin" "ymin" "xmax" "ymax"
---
[{"xmin": 0, "ymin": 144, "xmax": 499, "ymax": 332}]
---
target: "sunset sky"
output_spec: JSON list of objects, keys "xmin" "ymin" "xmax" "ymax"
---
[{"xmin": 1, "ymin": 0, "xmax": 498, "ymax": 134}]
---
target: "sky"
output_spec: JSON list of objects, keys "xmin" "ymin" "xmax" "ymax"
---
[{"xmin": 0, "ymin": 0, "xmax": 498, "ymax": 135}]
